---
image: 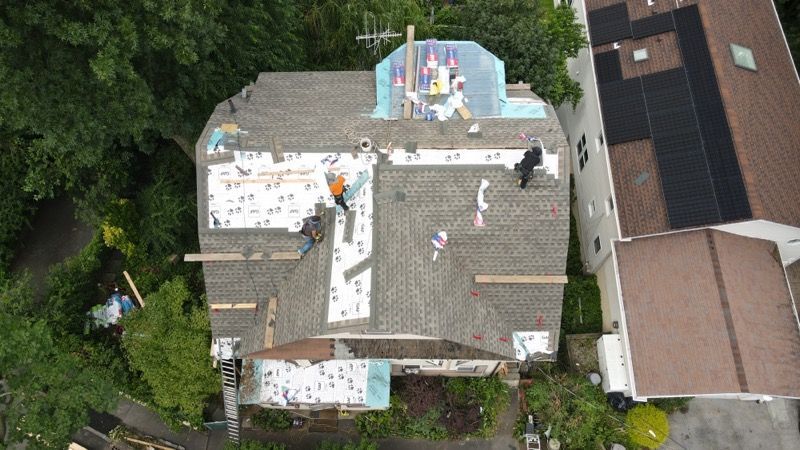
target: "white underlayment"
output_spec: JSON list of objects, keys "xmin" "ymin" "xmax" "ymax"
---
[
  {"xmin": 388, "ymin": 148, "xmax": 560, "ymax": 178},
  {"xmin": 260, "ymin": 359, "xmax": 371, "ymax": 406},
  {"xmin": 206, "ymin": 146, "xmax": 558, "ymax": 329},
  {"xmin": 513, "ymin": 331, "xmax": 553, "ymax": 361},
  {"xmin": 207, "ymin": 150, "xmax": 376, "ymax": 323}
]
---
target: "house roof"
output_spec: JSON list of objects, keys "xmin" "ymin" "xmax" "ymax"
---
[
  {"xmin": 196, "ymin": 57, "xmax": 570, "ymax": 360},
  {"xmin": 615, "ymin": 229, "xmax": 800, "ymax": 398},
  {"xmin": 585, "ymin": 0, "xmax": 800, "ymax": 236}
]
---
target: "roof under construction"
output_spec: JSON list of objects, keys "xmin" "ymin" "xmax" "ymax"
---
[{"xmin": 194, "ymin": 42, "xmax": 570, "ymax": 362}]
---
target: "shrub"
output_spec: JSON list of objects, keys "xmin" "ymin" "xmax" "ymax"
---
[
  {"xmin": 316, "ymin": 440, "xmax": 377, "ymax": 450},
  {"xmin": 524, "ymin": 371, "xmax": 626, "ymax": 449},
  {"xmin": 651, "ymin": 397, "xmax": 692, "ymax": 414},
  {"xmin": 0, "ymin": 135, "xmax": 36, "ymax": 270},
  {"xmin": 224, "ymin": 440, "xmax": 286, "ymax": 450},
  {"xmin": 251, "ymin": 408, "xmax": 293, "ymax": 432},
  {"xmin": 562, "ymin": 275, "xmax": 603, "ymax": 334},
  {"xmin": 626, "ymin": 404, "xmax": 669, "ymax": 449},
  {"xmin": 398, "ymin": 376, "xmax": 445, "ymax": 418}
]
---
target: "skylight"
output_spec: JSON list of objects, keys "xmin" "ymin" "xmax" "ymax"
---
[{"xmin": 730, "ymin": 43, "xmax": 757, "ymax": 71}]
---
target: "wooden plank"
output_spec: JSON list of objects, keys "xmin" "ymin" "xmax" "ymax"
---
[
  {"xmin": 264, "ymin": 297, "xmax": 278, "ymax": 350},
  {"xmin": 269, "ymin": 251, "xmax": 301, "ymax": 261},
  {"xmin": 123, "ymin": 270, "xmax": 145, "ymax": 308},
  {"xmin": 219, "ymin": 178, "xmax": 315, "ymax": 184},
  {"xmin": 403, "ymin": 25, "xmax": 415, "ymax": 119},
  {"xmin": 184, "ymin": 252, "xmax": 264, "ymax": 262},
  {"xmin": 474, "ymin": 274, "xmax": 568, "ymax": 284},
  {"xmin": 210, "ymin": 303, "xmax": 258, "ymax": 310},
  {"xmin": 456, "ymin": 105, "xmax": 473, "ymax": 120},
  {"xmin": 505, "ymin": 83, "xmax": 532, "ymax": 91},
  {"xmin": 220, "ymin": 123, "xmax": 239, "ymax": 133},
  {"xmin": 125, "ymin": 437, "xmax": 176, "ymax": 450},
  {"xmin": 271, "ymin": 136, "xmax": 285, "ymax": 163}
]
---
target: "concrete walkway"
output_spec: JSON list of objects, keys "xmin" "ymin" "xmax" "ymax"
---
[
  {"xmin": 669, "ymin": 398, "xmax": 800, "ymax": 450},
  {"xmin": 111, "ymin": 400, "xmax": 228, "ymax": 450}
]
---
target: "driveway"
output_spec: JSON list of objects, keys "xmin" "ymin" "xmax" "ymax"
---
[{"xmin": 669, "ymin": 398, "xmax": 800, "ymax": 450}]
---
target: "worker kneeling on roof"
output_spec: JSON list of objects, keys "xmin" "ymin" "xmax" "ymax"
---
[
  {"xmin": 297, "ymin": 215, "xmax": 323, "ymax": 256},
  {"xmin": 325, "ymin": 171, "xmax": 350, "ymax": 211},
  {"xmin": 514, "ymin": 146, "xmax": 542, "ymax": 190}
]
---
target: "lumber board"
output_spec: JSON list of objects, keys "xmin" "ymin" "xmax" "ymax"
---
[
  {"xmin": 125, "ymin": 437, "xmax": 176, "ymax": 450},
  {"xmin": 123, "ymin": 270, "xmax": 145, "ymax": 308},
  {"xmin": 264, "ymin": 297, "xmax": 278, "ymax": 350},
  {"xmin": 474, "ymin": 274, "xmax": 568, "ymax": 284},
  {"xmin": 269, "ymin": 251, "xmax": 301, "ymax": 261},
  {"xmin": 220, "ymin": 123, "xmax": 239, "ymax": 133},
  {"xmin": 505, "ymin": 83, "xmax": 532, "ymax": 91},
  {"xmin": 403, "ymin": 25, "xmax": 415, "ymax": 119},
  {"xmin": 210, "ymin": 303, "xmax": 258, "ymax": 310},
  {"xmin": 184, "ymin": 252, "xmax": 263, "ymax": 262}
]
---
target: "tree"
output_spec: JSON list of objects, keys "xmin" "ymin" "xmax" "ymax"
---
[
  {"xmin": 443, "ymin": 0, "xmax": 587, "ymax": 107},
  {"xmin": 120, "ymin": 277, "xmax": 218, "ymax": 426},
  {"xmin": 0, "ymin": 312, "xmax": 117, "ymax": 449},
  {"xmin": 626, "ymin": 403, "xmax": 669, "ymax": 449},
  {"xmin": 775, "ymin": 0, "xmax": 800, "ymax": 72},
  {"xmin": 0, "ymin": 0, "xmax": 305, "ymax": 215}
]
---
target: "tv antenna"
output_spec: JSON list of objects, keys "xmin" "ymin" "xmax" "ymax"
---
[{"xmin": 355, "ymin": 12, "xmax": 401, "ymax": 59}]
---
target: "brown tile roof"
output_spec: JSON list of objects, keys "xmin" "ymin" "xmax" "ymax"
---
[
  {"xmin": 615, "ymin": 230, "xmax": 800, "ymax": 397},
  {"xmin": 608, "ymin": 139, "xmax": 670, "ymax": 237},
  {"xmin": 594, "ymin": 32, "xmax": 682, "ymax": 80},
  {"xmin": 699, "ymin": 1, "xmax": 800, "ymax": 228}
]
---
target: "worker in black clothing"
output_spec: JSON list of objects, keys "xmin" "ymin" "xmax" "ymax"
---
[{"xmin": 514, "ymin": 146, "xmax": 542, "ymax": 190}]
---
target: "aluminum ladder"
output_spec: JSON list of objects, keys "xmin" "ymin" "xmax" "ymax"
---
[{"xmin": 220, "ymin": 358, "xmax": 240, "ymax": 443}]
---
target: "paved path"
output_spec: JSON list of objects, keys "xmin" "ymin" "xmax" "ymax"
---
[
  {"xmin": 669, "ymin": 398, "xmax": 800, "ymax": 450},
  {"xmin": 111, "ymin": 400, "xmax": 228, "ymax": 450}
]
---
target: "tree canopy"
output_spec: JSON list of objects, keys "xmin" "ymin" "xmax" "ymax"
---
[
  {"xmin": 0, "ymin": 312, "xmax": 117, "ymax": 449},
  {"xmin": 120, "ymin": 277, "xmax": 218, "ymax": 426}
]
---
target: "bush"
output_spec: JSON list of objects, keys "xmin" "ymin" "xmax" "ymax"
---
[
  {"xmin": 651, "ymin": 397, "xmax": 692, "ymax": 414},
  {"xmin": 316, "ymin": 440, "xmax": 377, "ymax": 450},
  {"xmin": 0, "ymin": 135, "xmax": 36, "ymax": 270},
  {"xmin": 251, "ymin": 408, "xmax": 292, "ymax": 432},
  {"xmin": 223, "ymin": 440, "xmax": 286, "ymax": 450},
  {"xmin": 562, "ymin": 275, "xmax": 603, "ymax": 334},
  {"xmin": 626, "ymin": 404, "xmax": 669, "ymax": 449},
  {"xmin": 523, "ymin": 370, "xmax": 626, "ymax": 449}
]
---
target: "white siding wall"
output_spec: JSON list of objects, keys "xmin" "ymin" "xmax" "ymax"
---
[
  {"xmin": 712, "ymin": 220, "xmax": 800, "ymax": 266},
  {"xmin": 555, "ymin": 0, "xmax": 621, "ymax": 274}
]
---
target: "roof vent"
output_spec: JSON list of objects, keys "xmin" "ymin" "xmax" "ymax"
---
[
  {"xmin": 612, "ymin": 42, "xmax": 621, "ymax": 50},
  {"xmin": 633, "ymin": 48, "xmax": 649, "ymax": 62}
]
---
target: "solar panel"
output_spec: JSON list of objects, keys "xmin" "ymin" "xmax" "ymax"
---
[
  {"xmin": 641, "ymin": 68, "xmax": 721, "ymax": 228},
  {"xmin": 588, "ymin": 3, "xmax": 631, "ymax": 46},
  {"xmin": 631, "ymin": 12, "xmax": 675, "ymax": 39},
  {"xmin": 598, "ymin": 78, "xmax": 650, "ymax": 145},
  {"xmin": 595, "ymin": 50, "xmax": 623, "ymax": 83},
  {"xmin": 674, "ymin": 5, "xmax": 751, "ymax": 222}
]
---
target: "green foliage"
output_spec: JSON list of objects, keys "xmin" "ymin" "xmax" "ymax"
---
[
  {"xmin": 775, "ymin": 0, "xmax": 800, "ymax": 72},
  {"xmin": 443, "ymin": 0, "xmax": 588, "ymax": 107},
  {"xmin": 120, "ymin": 277, "xmax": 218, "ymax": 427},
  {"xmin": 251, "ymin": 408, "xmax": 293, "ymax": 432},
  {"xmin": 0, "ymin": 270, "xmax": 36, "ymax": 317},
  {"xmin": 223, "ymin": 440, "xmax": 287, "ymax": 450},
  {"xmin": 316, "ymin": 440, "xmax": 378, "ymax": 450},
  {"xmin": 651, "ymin": 397, "xmax": 692, "ymax": 415},
  {"xmin": 42, "ymin": 233, "xmax": 106, "ymax": 336},
  {"xmin": 562, "ymin": 275, "xmax": 602, "ymax": 334},
  {"xmin": 102, "ymin": 199, "xmax": 139, "ymax": 259},
  {"xmin": 566, "ymin": 183, "xmax": 584, "ymax": 276},
  {"xmin": 136, "ymin": 173, "xmax": 194, "ymax": 259},
  {"xmin": 523, "ymin": 370, "xmax": 626, "ymax": 449},
  {"xmin": 0, "ymin": 311, "xmax": 117, "ymax": 449},
  {"xmin": 356, "ymin": 376, "xmax": 509, "ymax": 440},
  {"xmin": 0, "ymin": 134, "xmax": 36, "ymax": 269},
  {"xmin": 626, "ymin": 403, "xmax": 669, "ymax": 449}
]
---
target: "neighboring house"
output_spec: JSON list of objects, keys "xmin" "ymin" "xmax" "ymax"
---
[
  {"xmin": 192, "ymin": 40, "xmax": 570, "ymax": 434},
  {"xmin": 556, "ymin": 0, "xmax": 800, "ymax": 401}
]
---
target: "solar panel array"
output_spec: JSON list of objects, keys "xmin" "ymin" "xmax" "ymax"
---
[
  {"xmin": 674, "ymin": 6, "xmax": 751, "ymax": 222},
  {"xmin": 591, "ymin": 4, "xmax": 751, "ymax": 229},
  {"xmin": 587, "ymin": 3, "xmax": 631, "ymax": 46},
  {"xmin": 631, "ymin": 12, "xmax": 675, "ymax": 39}
]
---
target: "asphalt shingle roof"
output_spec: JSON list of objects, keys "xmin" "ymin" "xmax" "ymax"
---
[{"xmin": 197, "ymin": 68, "xmax": 569, "ymax": 360}]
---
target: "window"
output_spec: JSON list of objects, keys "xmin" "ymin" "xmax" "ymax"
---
[
  {"xmin": 593, "ymin": 236, "xmax": 602, "ymax": 254},
  {"xmin": 587, "ymin": 199, "xmax": 596, "ymax": 217},
  {"xmin": 605, "ymin": 195, "xmax": 614, "ymax": 215},
  {"xmin": 730, "ymin": 43, "xmax": 757, "ymax": 71},
  {"xmin": 577, "ymin": 133, "xmax": 588, "ymax": 171}
]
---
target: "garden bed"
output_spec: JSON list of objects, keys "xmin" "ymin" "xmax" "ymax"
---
[{"xmin": 355, "ymin": 375, "xmax": 509, "ymax": 440}]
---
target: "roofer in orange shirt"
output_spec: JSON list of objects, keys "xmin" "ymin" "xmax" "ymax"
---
[{"xmin": 325, "ymin": 172, "xmax": 350, "ymax": 211}]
